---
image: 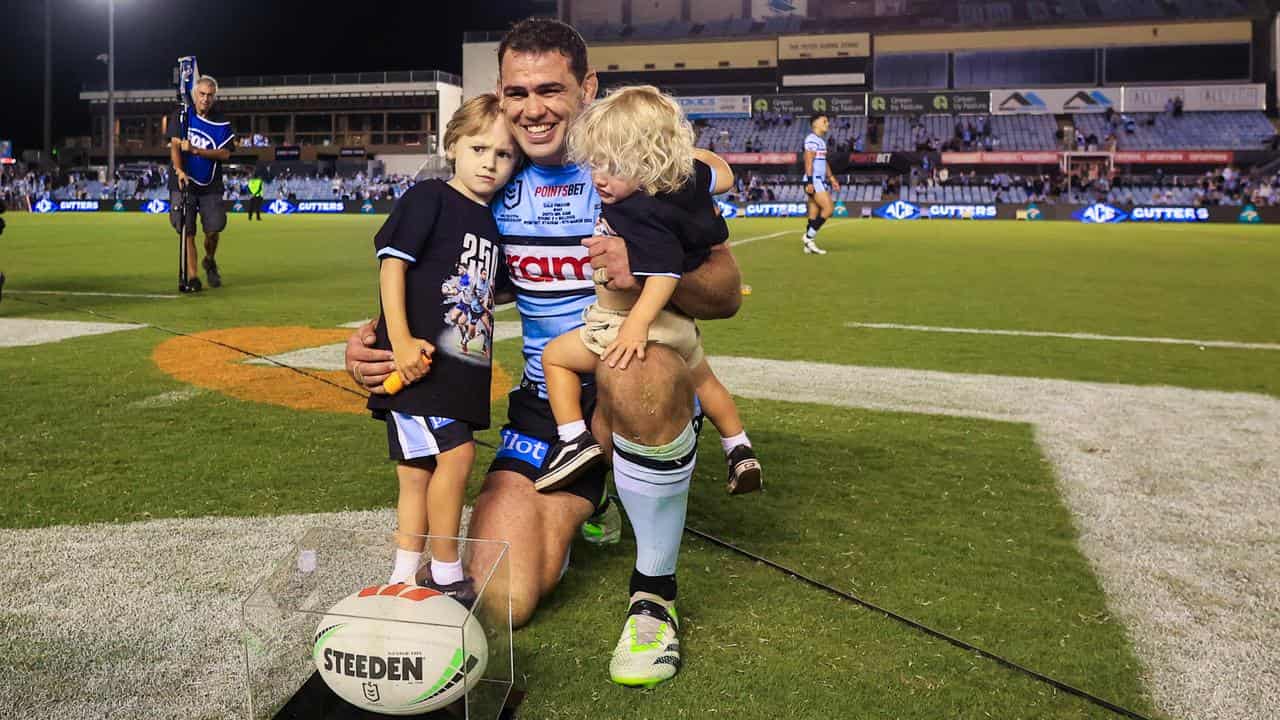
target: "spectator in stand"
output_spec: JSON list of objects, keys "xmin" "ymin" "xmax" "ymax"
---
[
  {"xmin": 1173, "ymin": 96, "xmax": 1184, "ymax": 118},
  {"xmin": 1123, "ymin": 114, "xmax": 1136, "ymax": 134}
]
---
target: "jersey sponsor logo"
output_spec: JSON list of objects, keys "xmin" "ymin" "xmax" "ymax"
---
[
  {"xmin": 503, "ymin": 244, "xmax": 594, "ymax": 291},
  {"xmin": 188, "ymin": 127, "xmax": 216, "ymax": 151},
  {"xmin": 1073, "ymin": 203, "xmax": 1128, "ymax": 224},
  {"xmin": 496, "ymin": 428, "xmax": 549, "ymax": 468},
  {"xmin": 533, "ymin": 183, "xmax": 587, "ymax": 199},
  {"xmin": 295, "ymin": 201, "xmax": 345, "ymax": 213},
  {"xmin": 1129, "ymin": 206, "xmax": 1209, "ymax": 222},
  {"xmin": 503, "ymin": 179, "xmax": 523, "ymax": 209}
]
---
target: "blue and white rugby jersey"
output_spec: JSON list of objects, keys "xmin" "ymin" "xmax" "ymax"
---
[
  {"xmin": 804, "ymin": 132, "xmax": 827, "ymax": 179},
  {"xmin": 492, "ymin": 162, "xmax": 600, "ymax": 397}
]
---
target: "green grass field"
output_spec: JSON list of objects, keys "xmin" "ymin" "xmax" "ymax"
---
[{"xmin": 2, "ymin": 212, "xmax": 1277, "ymax": 719}]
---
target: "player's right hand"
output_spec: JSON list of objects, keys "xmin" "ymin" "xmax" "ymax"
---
[
  {"xmin": 176, "ymin": 170, "xmax": 190, "ymax": 189},
  {"xmin": 804, "ymin": 183, "xmax": 815, "ymax": 196},
  {"xmin": 392, "ymin": 338, "xmax": 434, "ymax": 385},
  {"xmin": 345, "ymin": 322, "xmax": 395, "ymax": 393}
]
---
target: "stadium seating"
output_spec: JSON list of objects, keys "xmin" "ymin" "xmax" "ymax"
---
[
  {"xmin": 695, "ymin": 117, "xmax": 868, "ymax": 154},
  {"xmin": 882, "ymin": 114, "xmax": 1059, "ymax": 151},
  {"xmin": 1072, "ymin": 111, "xmax": 1274, "ymax": 150}
]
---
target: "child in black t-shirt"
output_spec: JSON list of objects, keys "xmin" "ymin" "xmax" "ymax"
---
[
  {"xmin": 536, "ymin": 85, "xmax": 763, "ymax": 495},
  {"xmin": 368, "ymin": 94, "xmax": 517, "ymax": 596}
]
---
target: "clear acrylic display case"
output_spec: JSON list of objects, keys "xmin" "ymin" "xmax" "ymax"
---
[{"xmin": 242, "ymin": 527, "xmax": 512, "ymax": 719}]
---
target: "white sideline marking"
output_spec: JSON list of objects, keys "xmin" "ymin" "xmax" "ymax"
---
[
  {"xmin": 847, "ymin": 322, "xmax": 1280, "ymax": 351},
  {"xmin": 709, "ymin": 356, "xmax": 1279, "ymax": 720},
  {"xmin": 0, "ymin": 318, "xmax": 147, "ymax": 348},
  {"xmin": 337, "ymin": 319, "xmax": 371, "ymax": 328},
  {"xmin": 6, "ymin": 289, "xmax": 178, "ymax": 299},
  {"xmin": 729, "ymin": 218, "xmax": 852, "ymax": 248}
]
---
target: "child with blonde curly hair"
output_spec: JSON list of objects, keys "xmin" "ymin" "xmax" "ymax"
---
[{"xmin": 535, "ymin": 85, "xmax": 762, "ymax": 495}]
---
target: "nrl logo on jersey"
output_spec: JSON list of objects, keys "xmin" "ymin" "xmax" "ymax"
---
[{"xmin": 503, "ymin": 179, "xmax": 523, "ymax": 209}]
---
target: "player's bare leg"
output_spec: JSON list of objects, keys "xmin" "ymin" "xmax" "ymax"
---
[{"xmin": 465, "ymin": 471, "xmax": 595, "ymax": 627}]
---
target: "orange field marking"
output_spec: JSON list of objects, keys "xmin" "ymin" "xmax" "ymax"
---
[{"xmin": 152, "ymin": 326, "xmax": 510, "ymax": 415}]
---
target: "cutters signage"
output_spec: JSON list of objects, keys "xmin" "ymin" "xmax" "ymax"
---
[
  {"xmin": 874, "ymin": 200, "xmax": 922, "ymax": 220},
  {"xmin": 1130, "ymin": 206, "xmax": 1210, "ymax": 222},
  {"xmin": 927, "ymin": 204, "xmax": 997, "ymax": 219},
  {"xmin": 992, "ymin": 88, "xmax": 1117, "ymax": 115},
  {"xmin": 295, "ymin": 201, "xmax": 346, "ymax": 213},
  {"xmin": 745, "ymin": 202, "xmax": 809, "ymax": 217},
  {"xmin": 1073, "ymin": 203, "xmax": 1128, "ymax": 224},
  {"xmin": 33, "ymin": 199, "xmax": 101, "ymax": 213}
]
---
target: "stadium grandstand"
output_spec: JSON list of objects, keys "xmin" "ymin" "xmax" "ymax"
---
[{"xmin": 5, "ymin": 0, "xmax": 1280, "ymax": 217}]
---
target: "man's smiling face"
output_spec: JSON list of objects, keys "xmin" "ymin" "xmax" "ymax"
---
[{"xmin": 498, "ymin": 50, "xmax": 597, "ymax": 167}]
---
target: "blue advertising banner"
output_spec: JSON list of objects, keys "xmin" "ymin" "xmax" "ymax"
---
[
  {"xmin": 1128, "ymin": 206, "xmax": 1209, "ymax": 222},
  {"xmin": 32, "ymin": 198, "xmax": 101, "ymax": 213},
  {"xmin": 1073, "ymin": 203, "xmax": 1129, "ymax": 223},
  {"xmin": 744, "ymin": 202, "xmax": 810, "ymax": 217},
  {"xmin": 874, "ymin": 200, "xmax": 922, "ymax": 220},
  {"xmin": 142, "ymin": 198, "xmax": 171, "ymax": 214},
  {"xmin": 925, "ymin": 204, "xmax": 997, "ymax": 219}
]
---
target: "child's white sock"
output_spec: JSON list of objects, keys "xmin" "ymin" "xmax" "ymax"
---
[
  {"xmin": 721, "ymin": 431, "xmax": 750, "ymax": 454},
  {"xmin": 430, "ymin": 557, "xmax": 465, "ymax": 585},
  {"xmin": 389, "ymin": 548, "xmax": 422, "ymax": 585},
  {"xmin": 558, "ymin": 419, "xmax": 587, "ymax": 442}
]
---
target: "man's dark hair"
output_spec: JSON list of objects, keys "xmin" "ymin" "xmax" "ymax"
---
[
  {"xmin": 811, "ymin": 112, "xmax": 830, "ymax": 124},
  {"xmin": 498, "ymin": 18, "xmax": 589, "ymax": 83}
]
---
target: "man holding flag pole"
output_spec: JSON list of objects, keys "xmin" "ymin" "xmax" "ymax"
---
[{"xmin": 169, "ymin": 57, "xmax": 235, "ymax": 293}]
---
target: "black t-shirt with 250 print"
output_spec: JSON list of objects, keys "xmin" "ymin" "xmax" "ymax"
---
[{"xmin": 366, "ymin": 180, "xmax": 502, "ymax": 429}]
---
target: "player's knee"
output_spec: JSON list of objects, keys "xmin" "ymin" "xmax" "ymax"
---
[
  {"xmin": 509, "ymin": 587, "xmax": 540, "ymax": 629},
  {"xmin": 597, "ymin": 345, "xmax": 693, "ymax": 444}
]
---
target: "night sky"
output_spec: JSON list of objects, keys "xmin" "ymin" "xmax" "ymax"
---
[{"xmin": 0, "ymin": 0, "xmax": 549, "ymax": 153}]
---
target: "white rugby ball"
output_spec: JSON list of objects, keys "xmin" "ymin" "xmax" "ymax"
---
[{"xmin": 313, "ymin": 584, "xmax": 488, "ymax": 715}]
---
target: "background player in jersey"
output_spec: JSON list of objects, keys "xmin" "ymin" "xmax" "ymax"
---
[
  {"xmin": 169, "ymin": 75, "xmax": 235, "ymax": 291},
  {"xmin": 367, "ymin": 94, "xmax": 516, "ymax": 598},
  {"xmin": 345, "ymin": 18, "xmax": 745, "ymax": 689},
  {"xmin": 534, "ymin": 86, "xmax": 764, "ymax": 503},
  {"xmin": 801, "ymin": 112, "xmax": 840, "ymax": 255}
]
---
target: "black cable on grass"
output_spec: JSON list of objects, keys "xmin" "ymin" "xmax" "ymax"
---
[
  {"xmin": 10, "ymin": 294, "xmax": 1151, "ymax": 717},
  {"xmin": 682, "ymin": 525, "xmax": 1154, "ymax": 720},
  {"xmin": 7, "ymin": 294, "xmax": 500, "ymax": 450}
]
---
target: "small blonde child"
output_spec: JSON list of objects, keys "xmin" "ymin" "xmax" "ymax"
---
[
  {"xmin": 366, "ymin": 94, "xmax": 518, "ymax": 599},
  {"xmin": 534, "ymin": 85, "xmax": 762, "ymax": 494}
]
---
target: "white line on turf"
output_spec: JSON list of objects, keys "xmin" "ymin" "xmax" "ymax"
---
[
  {"xmin": 729, "ymin": 218, "xmax": 852, "ymax": 248},
  {"xmin": 846, "ymin": 322, "xmax": 1280, "ymax": 351},
  {"xmin": 6, "ymin": 289, "xmax": 178, "ymax": 299}
]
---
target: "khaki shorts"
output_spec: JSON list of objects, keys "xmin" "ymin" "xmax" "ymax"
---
[{"xmin": 580, "ymin": 303, "xmax": 704, "ymax": 367}]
